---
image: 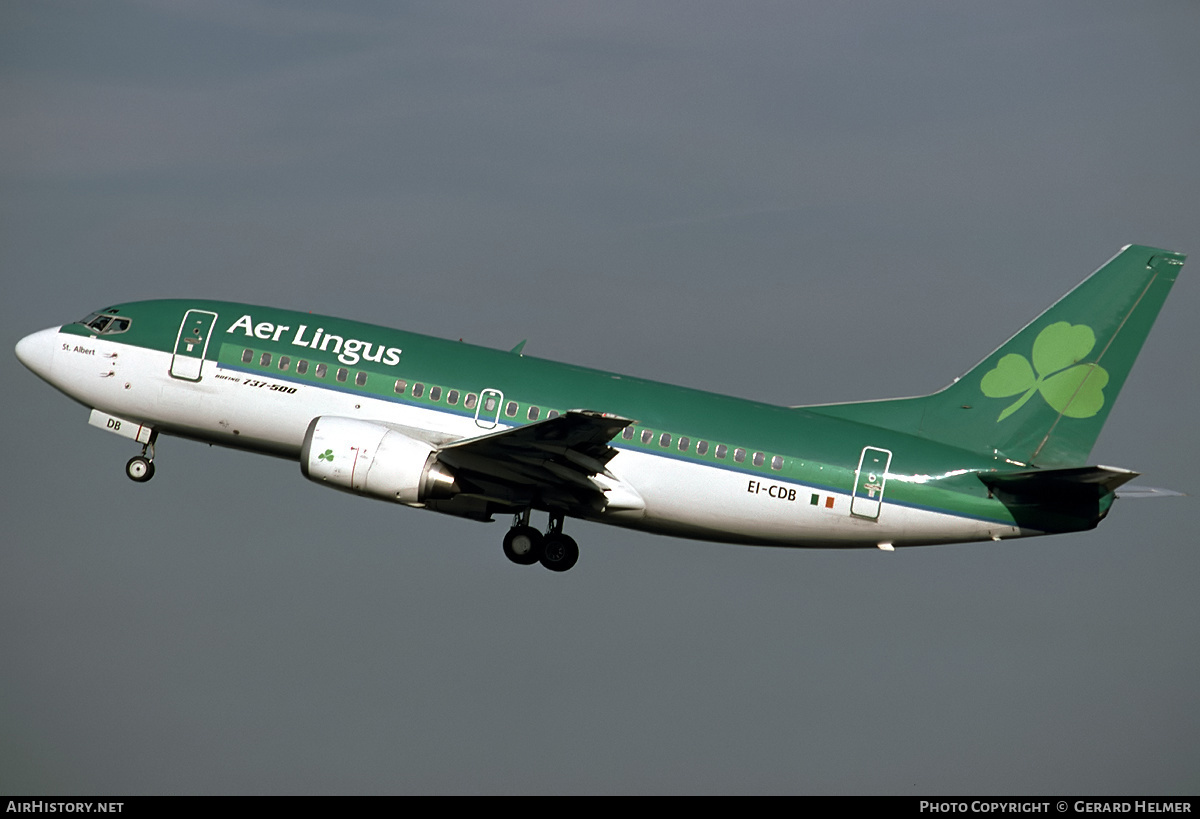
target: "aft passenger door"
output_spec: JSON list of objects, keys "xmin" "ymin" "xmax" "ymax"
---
[
  {"xmin": 170, "ymin": 310, "xmax": 218, "ymax": 381},
  {"xmin": 851, "ymin": 446, "xmax": 892, "ymax": 519}
]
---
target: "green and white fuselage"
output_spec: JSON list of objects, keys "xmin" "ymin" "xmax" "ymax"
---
[{"xmin": 14, "ymin": 245, "xmax": 1185, "ymax": 569}]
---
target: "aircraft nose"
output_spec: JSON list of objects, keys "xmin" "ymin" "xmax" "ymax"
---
[{"xmin": 15, "ymin": 327, "xmax": 60, "ymax": 380}]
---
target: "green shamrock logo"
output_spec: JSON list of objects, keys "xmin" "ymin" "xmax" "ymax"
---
[
  {"xmin": 318, "ymin": 449, "xmax": 334, "ymax": 462},
  {"xmin": 980, "ymin": 321, "xmax": 1109, "ymax": 422}
]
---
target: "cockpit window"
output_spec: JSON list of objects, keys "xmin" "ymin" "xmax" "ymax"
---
[{"xmin": 78, "ymin": 312, "xmax": 131, "ymax": 335}]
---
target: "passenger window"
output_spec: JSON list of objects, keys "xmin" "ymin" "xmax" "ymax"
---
[
  {"xmin": 678, "ymin": 436, "xmax": 690, "ymax": 452},
  {"xmin": 622, "ymin": 427, "xmax": 634, "ymax": 440},
  {"xmin": 278, "ymin": 356, "xmax": 290, "ymax": 371},
  {"xmin": 394, "ymin": 379, "xmax": 407, "ymax": 394},
  {"xmin": 715, "ymin": 444, "xmax": 727, "ymax": 460},
  {"xmin": 297, "ymin": 360, "xmax": 309, "ymax": 375},
  {"xmin": 336, "ymin": 368, "xmax": 348, "ymax": 383},
  {"xmin": 413, "ymin": 383, "xmax": 424, "ymax": 398},
  {"xmin": 659, "ymin": 433, "xmax": 671, "ymax": 448},
  {"xmin": 505, "ymin": 401, "xmax": 518, "ymax": 417},
  {"xmin": 448, "ymin": 390, "xmax": 460, "ymax": 405},
  {"xmin": 528, "ymin": 406, "xmax": 539, "ymax": 421},
  {"xmin": 355, "ymin": 372, "xmax": 367, "ymax": 387},
  {"xmin": 697, "ymin": 441, "xmax": 709, "ymax": 456},
  {"xmin": 752, "ymin": 452, "xmax": 764, "ymax": 467},
  {"xmin": 429, "ymin": 386, "xmax": 441, "ymax": 401},
  {"xmin": 260, "ymin": 352, "xmax": 271, "ymax": 367},
  {"xmin": 315, "ymin": 363, "xmax": 327, "ymax": 378},
  {"xmin": 242, "ymin": 349, "xmax": 253, "ymax": 364},
  {"xmin": 465, "ymin": 393, "xmax": 478, "ymax": 410},
  {"xmin": 547, "ymin": 410, "xmax": 559, "ymax": 419},
  {"xmin": 734, "ymin": 448, "xmax": 745, "ymax": 463},
  {"xmin": 771, "ymin": 455, "xmax": 783, "ymax": 471},
  {"xmin": 483, "ymin": 395, "xmax": 496, "ymax": 412},
  {"xmin": 640, "ymin": 429, "xmax": 653, "ymax": 445}
]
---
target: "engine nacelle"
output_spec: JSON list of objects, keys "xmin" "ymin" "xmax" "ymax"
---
[{"xmin": 300, "ymin": 416, "xmax": 458, "ymax": 506}]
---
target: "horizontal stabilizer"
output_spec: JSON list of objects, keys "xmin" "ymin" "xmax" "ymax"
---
[
  {"xmin": 978, "ymin": 465, "xmax": 1140, "ymax": 498},
  {"xmin": 1114, "ymin": 485, "xmax": 1185, "ymax": 499}
]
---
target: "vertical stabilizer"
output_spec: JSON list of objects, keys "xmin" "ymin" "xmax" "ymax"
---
[{"xmin": 807, "ymin": 245, "xmax": 1185, "ymax": 467}]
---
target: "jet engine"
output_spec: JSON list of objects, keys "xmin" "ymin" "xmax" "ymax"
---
[{"xmin": 300, "ymin": 416, "xmax": 458, "ymax": 506}]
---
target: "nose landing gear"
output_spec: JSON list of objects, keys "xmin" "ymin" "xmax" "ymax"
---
[
  {"xmin": 125, "ymin": 439, "xmax": 156, "ymax": 482},
  {"xmin": 503, "ymin": 511, "xmax": 579, "ymax": 572}
]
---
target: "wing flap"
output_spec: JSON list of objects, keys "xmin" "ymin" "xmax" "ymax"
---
[{"xmin": 435, "ymin": 410, "xmax": 638, "ymax": 513}]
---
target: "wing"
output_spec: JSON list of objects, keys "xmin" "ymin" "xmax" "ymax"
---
[{"xmin": 433, "ymin": 409, "xmax": 641, "ymax": 516}]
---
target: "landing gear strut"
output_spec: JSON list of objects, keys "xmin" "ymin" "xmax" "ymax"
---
[
  {"xmin": 503, "ymin": 510, "xmax": 543, "ymax": 566},
  {"xmin": 503, "ymin": 510, "xmax": 579, "ymax": 572},
  {"xmin": 125, "ymin": 438, "xmax": 156, "ymax": 483},
  {"xmin": 539, "ymin": 514, "xmax": 579, "ymax": 572}
]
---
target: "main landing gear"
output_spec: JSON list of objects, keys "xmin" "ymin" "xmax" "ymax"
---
[
  {"xmin": 125, "ymin": 439, "xmax": 156, "ymax": 483},
  {"xmin": 503, "ymin": 510, "xmax": 579, "ymax": 572}
]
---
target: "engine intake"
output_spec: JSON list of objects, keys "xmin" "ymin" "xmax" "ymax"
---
[{"xmin": 301, "ymin": 416, "xmax": 458, "ymax": 506}]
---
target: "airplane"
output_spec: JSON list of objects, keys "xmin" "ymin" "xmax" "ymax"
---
[{"xmin": 14, "ymin": 244, "xmax": 1185, "ymax": 572}]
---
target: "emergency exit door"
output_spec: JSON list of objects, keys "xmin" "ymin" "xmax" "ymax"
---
[{"xmin": 475, "ymin": 388, "xmax": 504, "ymax": 429}]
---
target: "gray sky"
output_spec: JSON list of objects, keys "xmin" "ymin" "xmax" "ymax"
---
[{"xmin": 3, "ymin": 1, "xmax": 1198, "ymax": 795}]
